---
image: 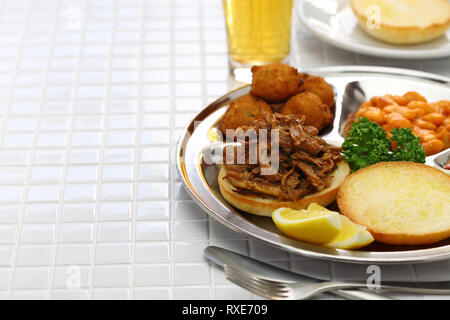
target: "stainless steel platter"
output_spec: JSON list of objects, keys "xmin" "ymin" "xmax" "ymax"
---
[{"xmin": 176, "ymin": 66, "xmax": 450, "ymax": 264}]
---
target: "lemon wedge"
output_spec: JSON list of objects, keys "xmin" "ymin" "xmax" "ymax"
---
[
  {"xmin": 308, "ymin": 203, "xmax": 374, "ymax": 249},
  {"xmin": 272, "ymin": 207, "xmax": 342, "ymax": 244},
  {"xmin": 325, "ymin": 215, "xmax": 375, "ymax": 250},
  {"xmin": 307, "ymin": 203, "xmax": 330, "ymax": 212},
  {"xmin": 272, "ymin": 204, "xmax": 375, "ymax": 249}
]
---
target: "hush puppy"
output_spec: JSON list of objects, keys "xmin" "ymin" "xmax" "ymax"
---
[
  {"xmin": 300, "ymin": 73, "xmax": 335, "ymax": 108},
  {"xmin": 250, "ymin": 63, "xmax": 302, "ymax": 103},
  {"xmin": 220, "ymin": 94, "xmax": 273, "ymax": 133},
  {"xmin": 281, "ymin": 92, "xmax": 333, "ymax": 131}
]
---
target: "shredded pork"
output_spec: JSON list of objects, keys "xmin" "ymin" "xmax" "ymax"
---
[{"xmin": 223, "ymin": 113, "xmax": 342, "ymax": 201}]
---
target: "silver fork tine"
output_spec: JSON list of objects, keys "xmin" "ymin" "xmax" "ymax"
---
[
  {"xmin": 224, "ymin": 264, "xmax": 291, "ymax": 299},
  {"xmin": 227, "ymin": 276, "xmax": 287, "ymax": 300},
  {"xmin": 226, "ymin": 262, "xmax": 450, "ymax": 299},
  {"xmin": 224, "ymin": 264, "xmax": 333, "ymax": 300},
  {"xmin": 229, "ymin": 269, "xmax": 291, "ymax": 293},
  {"xmin": 224, "ymin": 267, "xmax": 274, "ymax": 298},
  {"xmin": 248, "ymin": 277, "xmax": 291, "ymax": 291},
  {"xmin": 225, "ymin": 263, "xmax": 290, "ymax": 289},
  {"xmin": 224, "ymin": 265, "xmax": 281, "ymax": 298}
]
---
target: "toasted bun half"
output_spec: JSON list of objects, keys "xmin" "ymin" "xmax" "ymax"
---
[
  {"xmin": 351, "ymin": 0, "xmax": 450, "ymax": 45},
  {"xmin": 337, "ymin": 162, "xmax": 450, "ymax": 245},
  {"xmin": 218, "ymin": 161, "xmax": 350, "ymax": 217}
]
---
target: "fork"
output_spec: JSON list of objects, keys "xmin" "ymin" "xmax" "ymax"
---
[{"xmin": 224, "ymin": 264, "xmax": 450, "ymax": 300}]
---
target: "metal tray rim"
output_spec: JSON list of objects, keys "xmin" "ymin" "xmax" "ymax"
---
[{"xmin": 176, "ymin": 66, "xmax": 450, "ymax": 264}]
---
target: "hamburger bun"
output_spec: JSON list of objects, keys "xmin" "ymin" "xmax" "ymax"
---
[
  {"xmin": 337, "ymin": 162, "xmax": 450, "ymax": 245},
  {"xmin": 351, "ymin": 0, "xmax": 450, "ymax": 45},
  {"xmin": 218, "ymin": 161, "xmax": 350, "ymax": 217}
]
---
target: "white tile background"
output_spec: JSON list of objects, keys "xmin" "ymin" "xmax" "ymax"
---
[{"xmin": 0, "ymin": 0, "xmax": 448, "ymax": 300}]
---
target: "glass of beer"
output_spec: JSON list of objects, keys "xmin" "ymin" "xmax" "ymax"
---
[{"xmin": 222, "ymin": 0, "xmax": 294, "ymax": 83}]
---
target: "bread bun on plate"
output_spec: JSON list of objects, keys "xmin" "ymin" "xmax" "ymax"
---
[
  {"xmin": 218, "ymin": 160, "xmax": 350, "ymax": 217},
  {"xmin": 337, "ymin": 162, "xmax": 450, "ymax": 245},
  {"xmin": 351, "ymin": 0, "xmax": 450, "ymax": 45}
]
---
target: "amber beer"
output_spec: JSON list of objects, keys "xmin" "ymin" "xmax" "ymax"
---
[{"xmin": 222, "ymin": 0, "xmax": 294, "ymax": 80}]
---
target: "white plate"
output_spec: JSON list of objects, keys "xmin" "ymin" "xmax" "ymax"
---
[{"xmin": 298, "ymin": 0, "xmax": 450, "ymax": 59}]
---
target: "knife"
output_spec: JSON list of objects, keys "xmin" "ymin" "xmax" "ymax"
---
[{"xmin": 205, "ymin": 245, "xmax": 392, "ymax": 300}]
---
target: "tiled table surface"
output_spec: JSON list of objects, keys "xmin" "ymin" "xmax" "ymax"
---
[{"xmin": 0, "ymin": 0, "xmax": 448, "ymax": 300}]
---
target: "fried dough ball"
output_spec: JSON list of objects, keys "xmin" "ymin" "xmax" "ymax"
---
[
  {"xmin": 219, "ymin": 94, "xmax": 273, "ymax": 133},
  {"xmin": 300, "ymin": 73, "xmax": 335, "ymax": 108},
  {"xmin": 281, "ymin": 92, "xmax": 333, "ymax": 131},
  {"xmin": 250, "ymin": 63, "xmax": 302, "ymax": 103}
]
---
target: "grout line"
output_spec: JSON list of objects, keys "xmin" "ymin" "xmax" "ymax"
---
[
  {"xmin": 86, "ymin": 0, "xmax": 117, "ymax": 299},
  {"xmin": 168, "ymin": 0, "xmax": 176, "ymax": 301},
  {"xmin": 3, "ymin": 73, "xmax": 229, "ymax": 83},
  {"xmin": 0, "ymin": 143, "xmax": 172, "ymax": 149},
  {"xmin": 6, "ymin": 0, "xmax": 33, "ymax": 299},
  {"xmin": 43, "ymin": 0, "xmax": 66, "ymax": 299},
  {"xmin": 0, "ymin": 0, "xmax": 12, "ymax": 179},
  {"xmin": 128, "ymin": 0, "xmax": 146, "ymax": 300},
  {"xmin": 0, "ymin": 182, "xmax": 171, "ymax": 189},
  {"xmin": 0, "ymin": 28, "xmax": 225, "ymax": 36},
  {"xmin": 47, "ymin": 0, "xmax": 88, "ymax": 300},
  {"xmin": 1, "ymin": 93, "xmax": 217, "ymax": 99},
  {"xmin": 0, "ymin": 64, "xmax": 230, "ymax": 75},
  {"xmin": 0, "ymin": 50, "xmax": 228, "ymax": 57},
  {"xmin": 0, "ymin": 216, "xmax": 208, "ymax": 225},
  {"xmin": 0, "ymin": 111, "xmax": 178, "ymax": 116},
  {"xmin": 198, "ymin": 0, "xmax": 216, "ymax": 301}
]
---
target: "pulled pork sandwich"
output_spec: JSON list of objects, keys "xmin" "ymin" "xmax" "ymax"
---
[{"xmin": 218, "ymin": 113, "xmax": 350, "ymax": 216}]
